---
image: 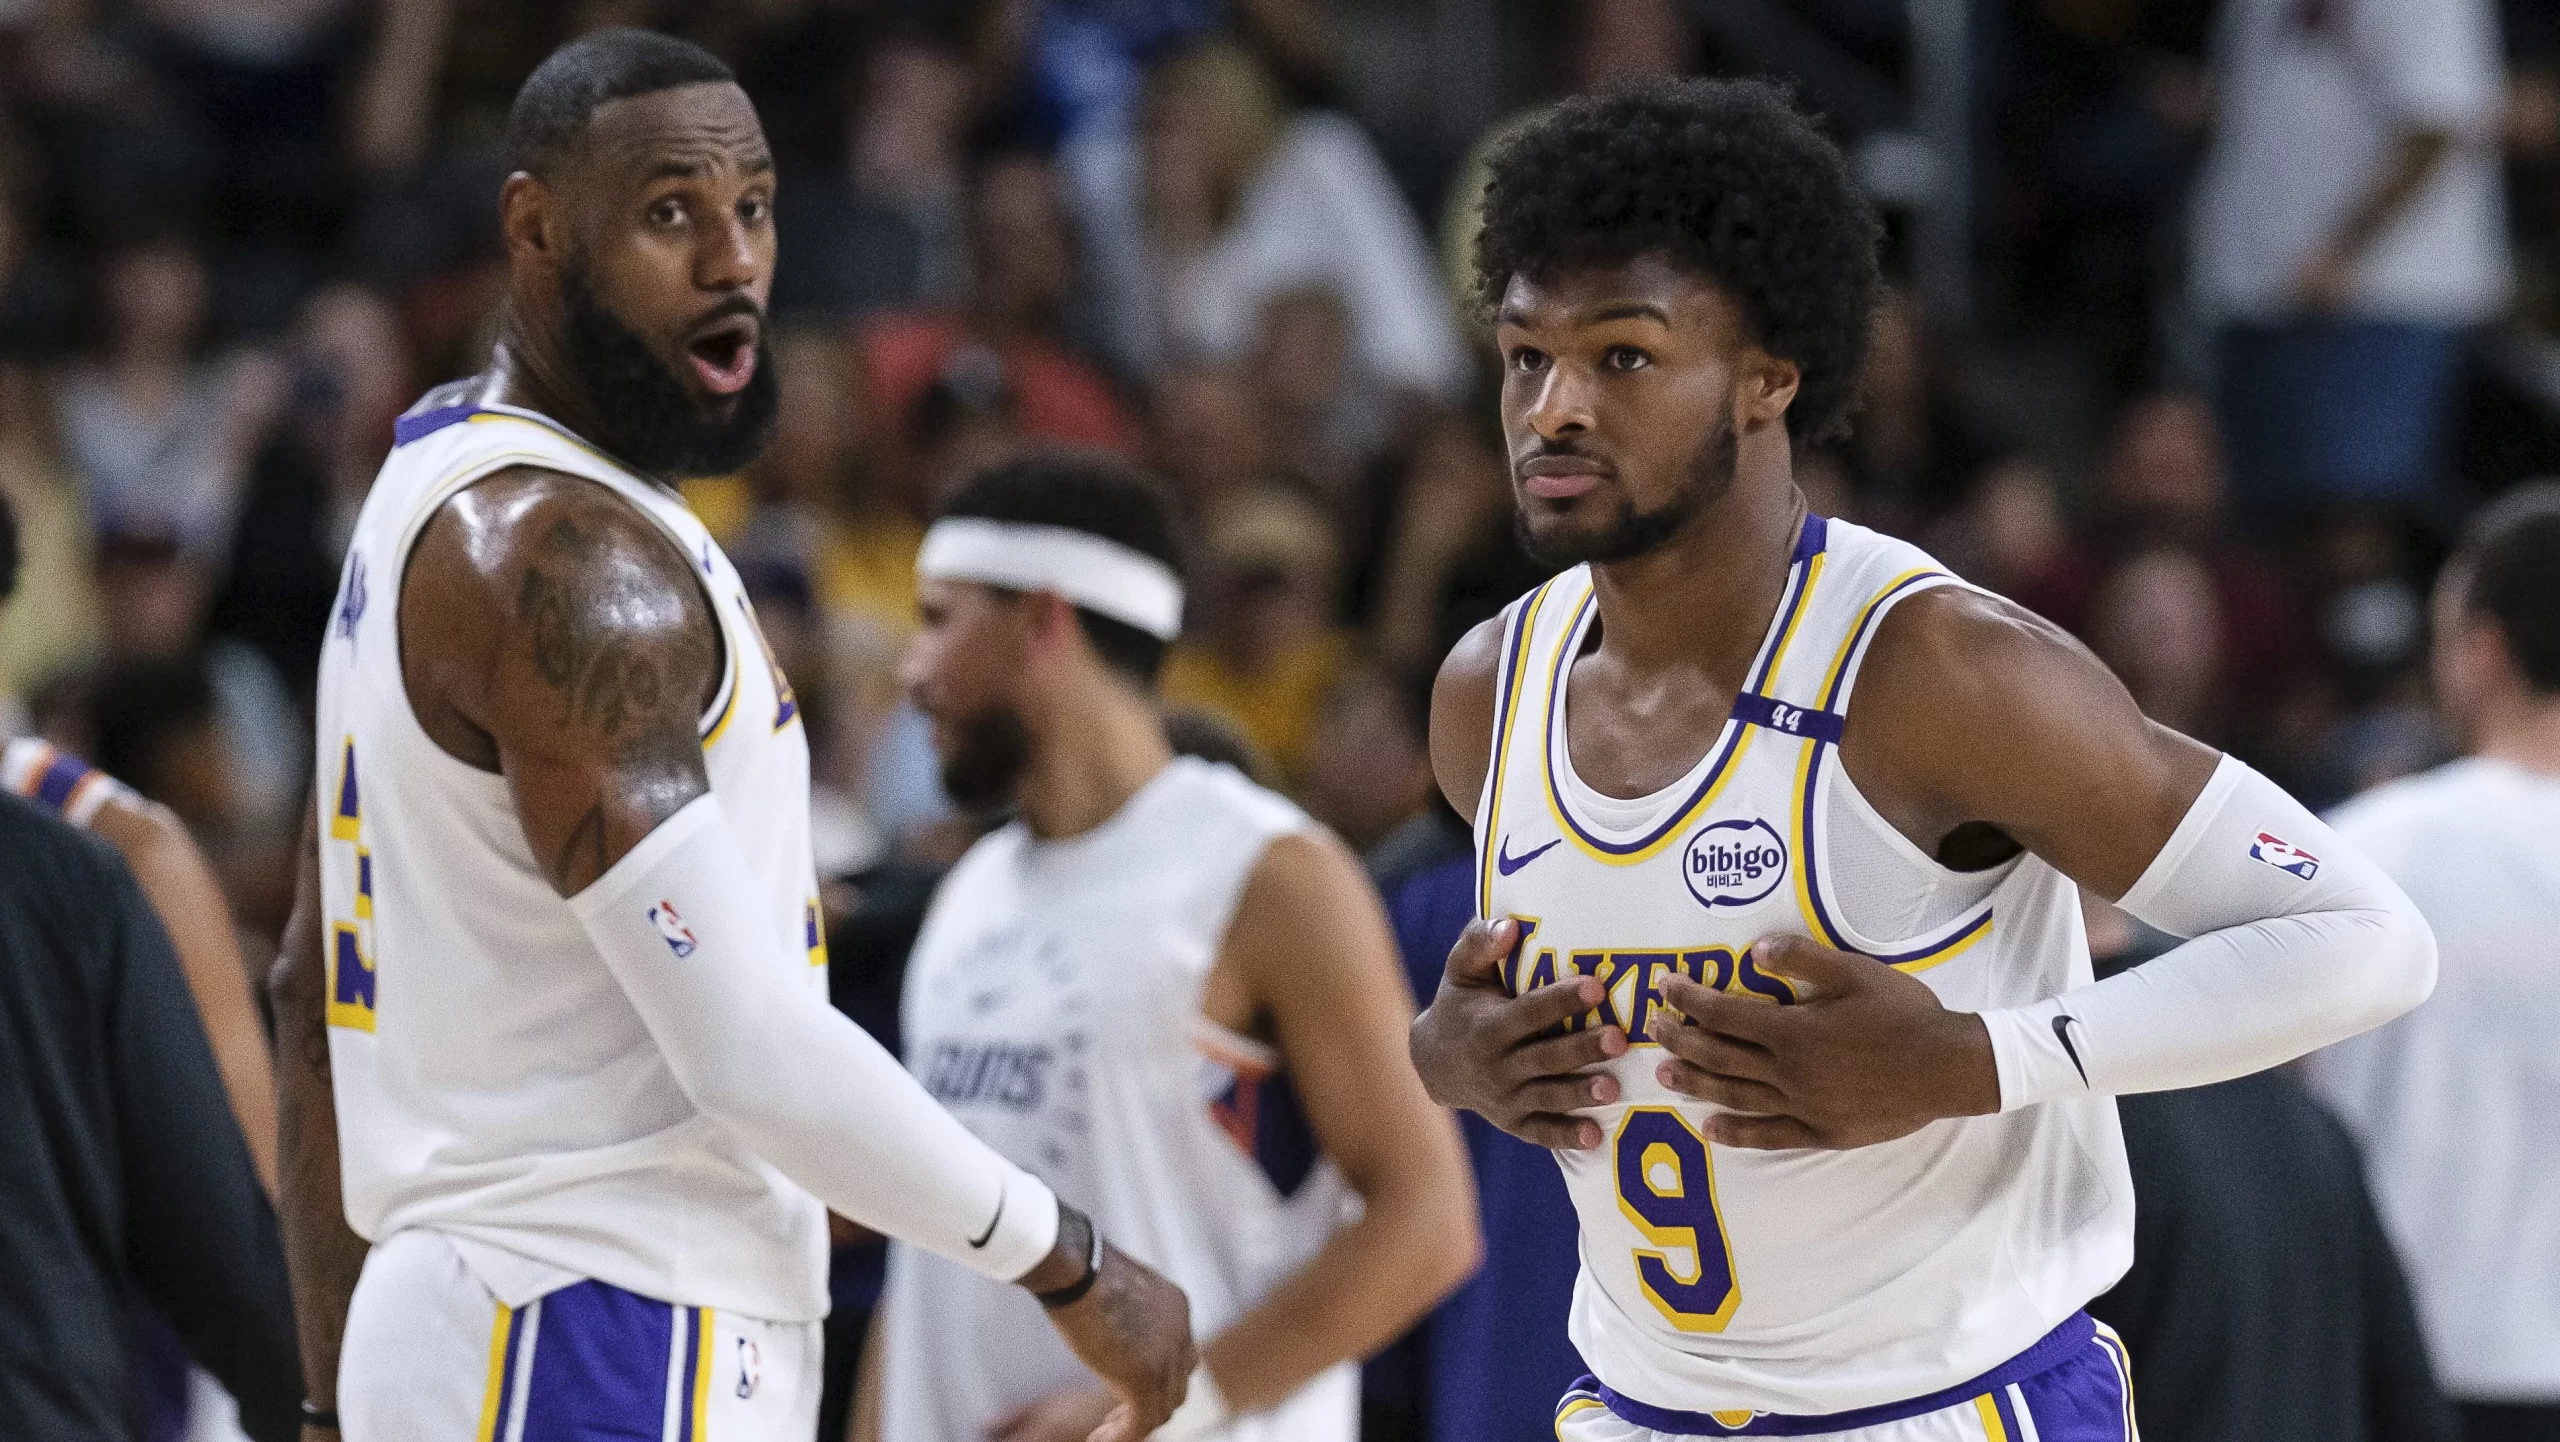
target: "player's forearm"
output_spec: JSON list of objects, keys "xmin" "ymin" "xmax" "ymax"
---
[
  {"xmin": 1198, "ymin": 1169, "xmax": 1479, "ymax": 1415},
  {"xmin": 569, "ymin": 794, "xmax": 1060, "ymax": 1280},
  {"xmin": 268, "ymin": 878, "xmax": 369, "ymax": 1415},
  {"xmin": 120, "ymin": 819, "xmax": 280, "ymax": 1193},
  {"xmin": 1981, "ymin": 757, "xmax": 2436, "ymax": 1108}
]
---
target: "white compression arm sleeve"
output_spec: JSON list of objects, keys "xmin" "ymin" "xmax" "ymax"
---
[
  {"xmin": 568, "ymin": 794, "xmax": 1059, "ymax": 1281},
  {"xmin": 1978, "ymin": 755, "xmax": 2436, "ymax": 1110}
]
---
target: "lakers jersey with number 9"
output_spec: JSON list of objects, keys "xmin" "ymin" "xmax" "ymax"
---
[{"xmin": 1476, "ymin": 514, "xmax": 2134, "ymax": 1419}]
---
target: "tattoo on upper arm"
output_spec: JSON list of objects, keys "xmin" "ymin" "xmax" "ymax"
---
[
  {"xmin": 498, "ymin": 497, "xmax": 715, "ymax": 895},
  {"xmin": 515, "ymin": 515, "xmax": 697, "ymax": 761}
]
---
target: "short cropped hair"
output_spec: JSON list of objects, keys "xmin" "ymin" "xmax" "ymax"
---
[
  {"xmin": 507, "ymin": 28, "xmax": 735, "ymax": 176},
  {"xmin": 2458, "ymin": 480, "xmax": 2560, "ymax": 693},
  {"xmin": 1474, "ymin": 78, "xmax": 1882, "ymax": 445},
  {"xmin": 935, "ymin": 453, "xmax": 1186, "ymax": 687}
]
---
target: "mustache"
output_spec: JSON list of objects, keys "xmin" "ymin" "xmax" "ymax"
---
[{"xmin": 685, "ymin": 293, "xmax": 764, "ymax": 331}]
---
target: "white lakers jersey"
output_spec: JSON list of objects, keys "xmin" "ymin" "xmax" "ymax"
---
[
  {"xmin": 879, "ymin": 758, "xmax": 1358, "ymax": 1442},
  {"xmin": 1478, "ymin": 514, "xmax": 2132, "ymax": 1418},
  {"xmin": 312, "ymin": 386, "xmax": 832, "ymax": 1322}
]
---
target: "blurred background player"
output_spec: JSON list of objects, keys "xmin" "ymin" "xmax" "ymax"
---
[
  {"xmin": 0, "ymin": 489, "xmax": 276, "ymax": 1193},
  {"xmin": 871, "ymin": 454, "xmax": 1477, "ymax": 1441},
  {"xmin": 0, "ymin": 700, "xmax": 299, "ymax": 1438},
  {"xmin": 2305, "ymin": 482, "xmax": 2560, "ymax": 1442},
  {"xmin": 270, "ymin": 32, "xmax": 1190, "ymax": 1442},
  {"xmin": 1412, "ymin": 79, "xmax": 2435, "ymax": 1441}
]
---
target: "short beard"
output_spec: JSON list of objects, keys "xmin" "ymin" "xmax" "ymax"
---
[
  {"xmin": 938, "ymin": 700, "xmax": 1034, "ymax": 815},
  {"xmin": 1516, "ymin": 412, "xmax": 1737, "ymax": 569},
  {"xmin": 558, "ymin": 258, "xmax": 779, "ymax": 479}
]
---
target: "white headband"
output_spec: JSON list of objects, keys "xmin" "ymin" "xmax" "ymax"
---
[{"xmin": 916, "ymin": 517, "xmax": 1186, "ymax": 640}]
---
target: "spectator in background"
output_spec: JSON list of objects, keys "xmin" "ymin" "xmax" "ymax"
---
[
  {"xmin": 2013, "ymin": 392, "xmax": 2303, "ymax": 740},
  {"xmin": 2305, "ymin": 483, "xmax": 2560, "ymax": 1442},
  {"xmin": 210, "ymin": 281, "xmax": 411, "ymax": 705},
  {"xmin": 54, "ymin": 232, "xmax": 280, "ymax": 557},
  {"xmin": 1298, "ymin": 662, "xmax": 1433, "ymax": 855},
  {"xmin": 0, "ymin": 362, "xmax": 101, "ymax": 710},
  {"xmin": 1162, "ymin": 484, "xmax": 1351, "ymax": 788},
  {"xmin": 2193, "ymin": 0, "xmax": 2511, "ymax": 531},
  {"xmin": 776, "ymin": 32, "xmax": 977, "ymax": 320},
  {"xmin": 1140, "ymin": 41, "xmax": 1466, "ymax": 406},
  {"xmin": 2085, "ymin": 543, "xmax": 2230, "ymax": 742},
  {"xmin": 859, "ymin": 149, "xmax": 1140, "ymax": 472}
]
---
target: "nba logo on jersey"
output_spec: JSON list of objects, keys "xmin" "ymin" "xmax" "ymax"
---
[
  {"xmin": 2249, "ymin": 832, "xmax": 2321, "ymax": 880},
  {"xmin": 647, "ymin": 901, "xmax": 699, "ymax": 957}
]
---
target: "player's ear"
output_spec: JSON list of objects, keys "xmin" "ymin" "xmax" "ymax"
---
[
  {"xmin": 1735, "ymin": 349, "xmax": 1800, "ymax": 433},
  {"xmin": 499, "ymin": 173, "xmax": 561, "ymax": 263}
]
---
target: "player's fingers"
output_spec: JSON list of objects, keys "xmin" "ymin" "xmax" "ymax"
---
[
  {"xmin": 985, "ymin": 1403, "xmax": 1034, "ymax": 1439},
  {"xmin": 1442, "ymin": 917, "xmax": 1516, "ymax": 987},
  {"xmin": 1509, "ymin": 1073, "xmax": 1617, "ymax": 1116},
  {"xmin": 1495, "ymin": 977, "xmax": 1610, "ymax": 1045},
  {"xmin": 1706, "ymin": 1112, "xmax": 1827, "ymax": 1151},
  {"xmin": 1749, "ymin": 934, "xmax": 1870, "ymax": 999},
  {"xmin": 1652, "ymin": 1017, "xmax": 1778, "ymax": 1081},
  {"xmin": 1658, "ymin": 975, "xmax": 1779, "ymax": 1041},
  {"xmin": 1654, "ymin": 1059, "xmax": 1787, "ymax": 1113},
  {"xmin": 1501, "ymin": 1110, "xmax": 1605, "ymax": 1151},
  {"xmin": 1504, "ymin": 1024, "xmax": 1625, "ymax": 1082},
  {"xmin": 1082, "ymin": 1401, "xmax": 1139, "ymax": 1442}
]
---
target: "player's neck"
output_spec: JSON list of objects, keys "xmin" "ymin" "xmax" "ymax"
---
[
  {"xmin": 1585, "ymin": 465, "xmax": 1808, "ymax": 678},
  {"xmin": 485, "ymin": 326, "xmax": 644, "ymax": 485},
  {"xmin": 1015, "ymin": 677, "xmax": 1176, "ymax": 841},
  {"xmin": 2471, "ymin": 694, "xmax": 2560, "ymax": 778}
]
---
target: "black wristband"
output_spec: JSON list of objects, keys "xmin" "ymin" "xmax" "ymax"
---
[
  {"xmin": 300, "ymin": 1400, "xmax": 340, "ymax": 1431},
  {"xmin": 1034, "ymin": 1205, "xmax": 1104, "ymax": 1309}
]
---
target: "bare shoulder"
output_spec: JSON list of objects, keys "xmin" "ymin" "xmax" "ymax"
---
[
  {"xmin": 1429, "ymin": 614, "xmax": 1508, "ymax": 825},
  {"xmin": 400, "ymin": 466, "xmax": 719, "ymax": 762},
  {"xmin": 1845, "ymin": 582, "xmax": 2217, "ymax": 892}
]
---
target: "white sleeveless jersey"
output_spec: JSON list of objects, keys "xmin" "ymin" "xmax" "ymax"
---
[
  {"xmin": 312, "ymin": 388, "xmax": 831, "ymax": 1322},
  {"xmin": 879, "ymin": 758, "xmax": 1359, "ymax": 1442},
  {"xmin": 1479, "ymin": 514, "xmax": 2132, "ymax": 1418}
]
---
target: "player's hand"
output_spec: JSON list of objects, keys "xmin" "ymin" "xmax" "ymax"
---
[
  {"xmin": 1409, "ymin": 917, "xmax": 1626, "ymax": 1151},
  {"xmin": 986, "ymin": 1388, "xmax": 1116, "ymax": 1442},
  {"xmin": 1652, "ymin": 934, "xmax": 2001, "ymax": 1150},
  {"xmin": 1039, "ymin": 1242, "xmax": 1194, "ymax": 1442}
]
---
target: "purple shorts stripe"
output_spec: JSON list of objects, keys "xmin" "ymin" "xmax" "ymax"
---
[
  {"xmin": 674, "ymin": 1306, "xmax": 703, "ymax": 1442},
  {"xmin": 518, "ymin": 1280, "xmax": 678, "ymax": 1442},
  {"xmin": 490, "ymin": 1305, "xmax": 528, "ymax": 1440},
  {"xmin": 1571, "ymin": 1312, "xmax": 2101, "ymax": 1437}
]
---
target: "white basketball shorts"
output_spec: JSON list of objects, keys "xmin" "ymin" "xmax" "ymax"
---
[{"xmin": 338, "ymin": 1229, "xmax": 820, "ymax": 1442}]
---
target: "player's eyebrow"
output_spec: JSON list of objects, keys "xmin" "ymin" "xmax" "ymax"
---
[
  {"xmin": 642, "ymin": 150, "xmax": 775, "ymax": 182},
  {"xmin": 1586, "ymin": 301, "xmax": 1670, "ymax": 325}
]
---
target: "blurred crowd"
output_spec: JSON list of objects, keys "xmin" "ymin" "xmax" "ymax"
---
[{"xmin": 0, "ymin": 0, "xmax": 2557, "ymax": 1433}]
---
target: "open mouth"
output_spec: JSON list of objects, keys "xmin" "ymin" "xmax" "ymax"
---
[{"xmin": 685, "ymin": 314, "xmax": 760, "ymax": 396}]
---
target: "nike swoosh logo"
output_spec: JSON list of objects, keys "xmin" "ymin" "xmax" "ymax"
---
[
  {"xmin": 966, "ymin": 1192, "xmax": 1005, "ymax": 1249},
  {"xmin": 1496, "ymin": 837, "xmax": 1562, "ymax": 875},
  {"xmin": 2053, "ymin": 1014, "xmax": 2090, "ymax": 1087}
]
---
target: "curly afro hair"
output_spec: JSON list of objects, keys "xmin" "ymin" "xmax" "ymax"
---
[{"xmin": 1474, "ymin": 78, "xmax": 1882, "ymax": 445}]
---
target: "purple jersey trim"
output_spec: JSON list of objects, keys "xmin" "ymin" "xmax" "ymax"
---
[{"xmin": 393, "ymin": 404, "xmax": 478, "ymax": 447}]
